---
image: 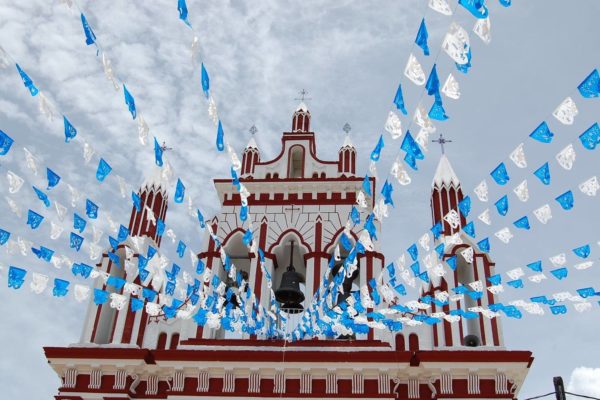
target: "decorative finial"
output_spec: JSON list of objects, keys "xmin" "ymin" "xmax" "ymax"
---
[
  {"xmin": 432, "ymin": 133, "xmax": 452, "ymax": 155},
  {"xmin": 342, "ymin": 122, "xmax": 351, "ymax": 134},
  {"xmin": 160, "ymin": 141, "xmax": 173, "ymax": 152},
  {"xmin": 249, "ymin": 125, "xmax": 258, "ymax": 136},
  {"xmin": 294, "ymin": 89, "xmax": 311, "ymax": 102}
]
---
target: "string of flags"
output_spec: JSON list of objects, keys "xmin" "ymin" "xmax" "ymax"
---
[
  {"xmin": 4, "ymin": 248, "xmax": 598, "ymax": 342},
  {"xmin": 1, "ymin": 62, "xmax": 276, "ymax": 332},
  {"xmin": 383, "ymin": 68, "xmax": 600, "ymax": 274},
  {"xmin": 312, "ymin": 66, "xmax": 598, "ymax": 322},
  {"xmin": 3, "ymin": 0, "xmax": 600, "ymax": 339},
  {"xmin": 305, "ymin": 0, "xmax": 517, "ymax": 317},
  {"xmin": 60, "ymin": 0, "xmax": 257, "ymax": 233},
  {"xmin": 1, "ymin": 124, "xmax": 280, "ymax": 333},
  {"xmin": 0, "ymin": 43, "xmax": 242, "ymax": 280}
]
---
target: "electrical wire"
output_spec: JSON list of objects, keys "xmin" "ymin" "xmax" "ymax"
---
[
  {"xmin": 566, "ymin": 392, "xmax": 600, "ymax": 400},
  {"xmin": 523, "ymin": 392, "xmax": 556, "ymax": 400},
  {"xmin": 523, "ymin": 391, "xmax": 600, "ymax": 400}
]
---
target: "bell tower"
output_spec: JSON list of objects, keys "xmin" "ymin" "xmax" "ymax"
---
[
  {"xmin": 292, "ymin": 89, "xmax": 312, "ymax": 133},
  {"xmin": 46, "ymin": 105, "xmax": 532, "ymax": 400},
  {"xmin": 194, "ymin": 100, "xmax": 384, "ymax": 340},
  {"xmin": 241, "ymin": 126, "xmax": 260, "ymax": 177},
  {"xmin": 80, "ymin": 160, "xmax": 171, "ymax": 346},
  {"xmin": 338, "ymin": 123, "xmax": 356, "ymax": 176},
  {"xmin": 128, "ymin": 163, "xmax": 170, "ymax": 245},
  {"xmin": 426, "ymin": 150, "xmax": 503, "ymax": 348}
]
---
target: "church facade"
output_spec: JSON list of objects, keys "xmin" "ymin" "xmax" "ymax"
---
[{"xmin": 44, "ymin": 104, "xmax": 533, "ymax": 399}]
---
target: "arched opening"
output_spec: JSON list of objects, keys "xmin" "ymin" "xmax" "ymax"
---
[
  {"xmin": 408, "ymin": 333, "xmax": 420, "ymax": 351},
  {"xmin": 217, "ymin": 231, "xmax": 252, "ymax": 339},
  {"xmin": 272, "ymin": 233, "xmax": 308, "ymax": 331},
  {"xmin": 325, "ymin": 235, "xmax": 361, "ymax": 340},
  {"xmin": 92, "ymin": 245, "xmax": 127, "ymax": 345},
  {"xmin": 288, "ymin": 146, "xmax": 305, "ymax": 178},
  {"xmin": 456, "ymin": 249, "xmax": 481, "ymax": 345},
  {"xmin": 169, "ymin": 333, "xmax": 180, "ymax": 349},
  {"xmin": 395, "ymin": 333, "xmax": 406, "ymax": 351},
  {"xmin": 344, "ymin": 150, "xmax": 350, "ymax": 172},
  {"xmin": 157, "ymin": 332, "xmax": 168, "ymax": 349}
]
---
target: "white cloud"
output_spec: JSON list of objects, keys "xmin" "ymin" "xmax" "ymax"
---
[{"xmin": 567, "ymin": 367, "xmax": 600, "ymax": 398}]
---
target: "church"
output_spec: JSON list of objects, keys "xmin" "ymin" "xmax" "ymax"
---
[{"xmin": 44, "ymin": 103, "xmax": 533, "ymax": 399}]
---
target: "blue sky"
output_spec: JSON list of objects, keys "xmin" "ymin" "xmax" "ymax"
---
[{"xmin": 0, "ymin": 0, "xmax": 599, "ymax": 398}]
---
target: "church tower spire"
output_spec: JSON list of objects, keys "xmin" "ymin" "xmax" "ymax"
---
[
  {"xmin": 338, "ymin": 122, "xmax": 356, "ymax": 176},
  {"xmin": 292, "ymin": 102, "xmax": 311, "ymax": 133},
  {"xmin": 128, "ymin": 158, "xmax": 170, "ymax": 246},
  {"xmin": 427, "ymin": 150, "xmax": 504, "ymax": 349},
  {"xmin": 242, "ymin": 125, "xmax": 260, "ymax": 177},
  {"xmin": 292, "ymin": 89, "xmax": 312, "ymax": 133},
  {"xmin": 430, "ymin": 154, "xmax": 465, "ymax": 236}
]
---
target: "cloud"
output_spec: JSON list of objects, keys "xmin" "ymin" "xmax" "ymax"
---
[{"xmin": 567, "ymin": 367, "xmax": 600, "ymax": 398}]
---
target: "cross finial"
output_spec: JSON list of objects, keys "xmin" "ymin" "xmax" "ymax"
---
[
  {"xmin": 160, "ymin": 141, "xmax": 173, "ymax": 152},
  {"xmin": 295, "ymin": 89, "xmax": 311, "ymax": 102},
  {"xmin": 343, "ymin": 122, "xmax": 351, "ymax": 134},
  {"xmin": 249, "ymin": 125, "xmax": 258, "ymax": 136},
  {"xmin": 432, "ymin": 133, "xmax": 452, "ymax": 155}
]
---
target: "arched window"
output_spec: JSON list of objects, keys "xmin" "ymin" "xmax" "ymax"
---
[
  {"xmin": 157, "ymin": 332, "xmax": 168, "ymax": 349},
  {"xmin": 457, "ymin": 250, "xmax": 481, "ymax": 343},
  {"xmin": 288, "ymin": 146, "xmax": 304, "ymax": 178},
  {"xmin": 395, "ymin": 333, "xmax": 406, "ymax": 351},
  {"xmin": 408, "ymin": 333, "xmax": 420, "ymax": 351},
  {"xmin": 169, "ymin": 333, "xmax": 180, "ymax": 350}
]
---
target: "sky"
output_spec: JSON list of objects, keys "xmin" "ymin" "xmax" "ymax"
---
[{"xmin": 0, "ymin": 0, "xmax": 599, "ymax": 398}]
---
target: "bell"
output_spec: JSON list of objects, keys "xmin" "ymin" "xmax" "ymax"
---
[{"xmin": 275, "ymin": 240, "xmax": 305, "ymax": 314}]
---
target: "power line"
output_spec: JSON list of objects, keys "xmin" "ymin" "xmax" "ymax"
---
[
  {"xmin": 566, "ymin": 392, "xmax": 600, "ymax": 400},
  {"xmin": 523, "ymin": 391, "xmax": 600, "ymax": 400},
  {"xmin": 524, "ymin": 392, "xmax": 556, "ymax": 400}
]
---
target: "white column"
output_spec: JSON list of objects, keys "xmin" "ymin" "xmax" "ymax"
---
[{"xmin": 304, "ymin": 257, "xmax": 316, "ymax": 308}]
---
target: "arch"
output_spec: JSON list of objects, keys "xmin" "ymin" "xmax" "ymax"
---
[
  {"xmin": 266, "ymin": 173, "xmax": 272, "ymax": 179},
  {"xmin": 325, "ymin": 232, "xmax": 361, "ymax": 311},
  {"xmin": 221, "ymin": 227, "xmax": 247, "ymax": 248},
  {"xmin": 408, "ymin": 333, "xmax": 420, "ymax": 351},
  {"xmin": 455, "ymin": 246, "xmax": 482, "ymax": 343},
  {"xmin": 92, "ymin": 245, "xmax": 128, "ymax": 345},
  {"xmin": 395, "ymin": 333, "xmax": 406, "ymax": 351},
  {"xmin": 344, "ymin": 150, "xmax": 350, "ymax": 172},
  {"xmin": 270, "ymin": 232, "xmax": 309, "ymax": 330},
  {"xmin": 323, "ymin": 227, "xmax": 359, "ymax": 254},
  {"xmin": 157, "ymin": 332, "xmax": 168, "ymax": 350},
  {"xmin": 287, "ymin": 145, "xmax": 305, "ymax": 178},
  {"xmin": 267, "ymin": 229, "xmax": 312, "ymax": 254},
  {"xmin": 169, "ymin": 333, "xmax": 180, "ymax": 350}
]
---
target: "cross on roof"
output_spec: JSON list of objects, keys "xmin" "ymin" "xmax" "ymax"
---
[
  {"xmin": 249, "ymin": 125, "xmax": 258, "ymax": 136},
  {"xmin": 432, "ymin": 133, "xmax": 452, "ymax": 154},
  {"xmin": 294, "ymin": 89, "xmax": 311, "ymax": 102},
  {"xmin": 343, "ymin": 122, "xmax": 351, "ymax": 134},
  {"xmin": 160, "ymin": 141, "xmax": 173, "ymax": 152}
]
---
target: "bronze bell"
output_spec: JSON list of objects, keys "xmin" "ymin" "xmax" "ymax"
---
[{"xmin": 275, "ymin": 240, "xmax": 305, "ymax": 314}]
